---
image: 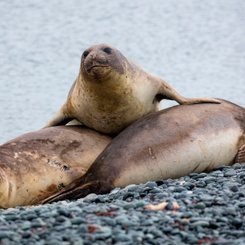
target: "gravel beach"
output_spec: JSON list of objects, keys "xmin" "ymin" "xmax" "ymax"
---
[
  {"xmin": 0, "ymin": 164, "xmax": 245, "ymax": 244},
  {"xmin": 0, "ymin": 1, "xmax": 244, "ymax": 244}
]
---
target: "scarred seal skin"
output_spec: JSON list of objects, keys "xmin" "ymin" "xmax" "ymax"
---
[
  {"xmin": 43, "ymin": 100, "xmax": 245, "ymax": 204},
  {"xmin": 45, "ymin": 43, "xmax": 219, "ymax": 134},
  {"xmin": 0, "ymin": 126, "xmax": 111, "ymax": 208}
]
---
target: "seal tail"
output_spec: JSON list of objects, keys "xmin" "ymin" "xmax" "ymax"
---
[{"xmin": 41, "ymin": 179, "xmax": 111, "ymax": 204}]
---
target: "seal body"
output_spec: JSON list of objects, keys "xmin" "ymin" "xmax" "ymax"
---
[
  {"xmin": 46, "ymin": 44, "xmax": 219, "ymax": 134},
  {"xmin": 43, "ymin": 100, "xmax": 245, "ymax": 203},
  {"xmin": 0, "ymin": 126, "xmax": 111, "ymax": 208}
]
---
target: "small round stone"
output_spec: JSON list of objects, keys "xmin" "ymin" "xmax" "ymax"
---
[{"xmin": 224, "ymin": 169, "xmax": 236, "ymax": 177}]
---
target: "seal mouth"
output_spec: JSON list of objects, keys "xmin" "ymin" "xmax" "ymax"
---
[{"xmin": 86, "ymin": 65, "xmax": 109, "ymax": 73}]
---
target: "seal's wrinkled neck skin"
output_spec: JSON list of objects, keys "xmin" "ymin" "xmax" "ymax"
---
[{"xmin": 80, "ymin": 44, "xmax": 127, "ymax": 82}]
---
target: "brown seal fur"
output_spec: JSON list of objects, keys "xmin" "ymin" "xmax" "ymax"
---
[
  {"xmin": 43, "ymin": 100, "xmax": 245, "ymax": 203},
  {"xmin": 0, "ymin": 126, "xmax": 111, "ymax": 208},
  {"xmin": 45, "ymin": 43, "xmax": 219, "ymax": 134}
]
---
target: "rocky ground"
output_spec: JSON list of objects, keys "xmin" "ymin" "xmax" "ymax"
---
[{"xmin": 0, "ymin": 163, "xmax": 244, "ymax": 245}]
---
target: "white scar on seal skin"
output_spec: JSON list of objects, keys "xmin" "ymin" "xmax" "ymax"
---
[{"xmin": 45, "ymin": 43, "xmax": 220, "ymax": 134}]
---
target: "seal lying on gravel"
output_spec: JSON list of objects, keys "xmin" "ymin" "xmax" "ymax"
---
[
  {"xmin": 0, "ymin": 126, "xmax": 111, "ymax": 208},
  {"xmin": 43, "ymin": 100, "xmax": 245, "ymax": 203},
  {"xmin": 45, "ymin": 43, "xmax": 219, "ymax": 134}
]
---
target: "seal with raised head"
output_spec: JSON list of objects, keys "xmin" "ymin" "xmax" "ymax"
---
[
  {"xmin": 45, "ymin": 43, "xmax": 219, "ymax": 134},
  {"xmin": 43, "ymin": 100, "xmax": 245, "ymax": 203},
  {"xmin": 0, "ymin": 126, "xmax": 111, "ymax": 208}
]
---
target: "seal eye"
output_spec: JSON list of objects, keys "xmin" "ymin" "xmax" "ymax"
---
[
  {"xmin": 83, "ymin": 50, "xmax": 89, "ymax": 58},
  {"xmin": 103, "ymin": 47, "xmax": 112, "ymax": 54}
]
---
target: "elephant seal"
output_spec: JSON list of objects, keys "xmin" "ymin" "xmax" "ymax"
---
[
  {"xmin": 43, "ymin": 100, "xmax": 245, "ymax": 203},
  {"xmin": 0, "ymin": 126, "xmax": 111, "ymax": 208},
  {"xmin": 45, "ymin": 43, "xmax": 219, "ymax": 134}
]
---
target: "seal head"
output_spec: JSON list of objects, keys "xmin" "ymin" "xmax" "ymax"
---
[{"xmin": 81, "ymin": 44, "xmax": 126, "ymax": 81}]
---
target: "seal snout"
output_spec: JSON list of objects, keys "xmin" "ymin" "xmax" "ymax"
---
[{"xmin": 82, "ymin": 45, "xmax": 113, "ymax": 74}]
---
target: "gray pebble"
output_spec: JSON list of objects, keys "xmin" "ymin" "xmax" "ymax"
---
[
  {"xmin": 57, "ymin": 208, "xmax": 70, "ymax": 217},
  {"xmin": 203, "ymin": 176, "xmax": 216, "ymax": 184},
  {"xmin": 134, "ymin": 200, "xmax": 147, "ymax": 208},
  {"xmin": 100, "ymin": 217, "xmax": 116, "ymax": 226},
  {"xmin": 155, "ymin": 193, "xmax": 169, "ymax": 199},
  {"xmin": 0, "ymin": 231, "xmax": 14, "ymax": 239},
  {"xmin": 22, "ymin": 231, "xmax": 32, "ymax": 239},
  {"xmin": 233, "ymin": 163, "xmax": 242, "ymax": 169},
  {"xmin": 199, "ymin": 194, "xmax": 213, "ymax": 201},
  {"xmin": 45, "ymin": 240, "xmax": 62, "ymax": 245},
  {"xmin": 195, "ymin": 181, "xmax": 207, "ymax": 187},
  {"xmin": 224, "ymin": 169, "xmax": 237, "ymax": 177},
  {"xmin": 115, "ymin": 215, "xmax": 131, "ymax": 226},
  {"xmin": 231, "ymin": 218, "xmax": 243, "ymax": 228},
  {"xmin": 191, "ymin": 220, "xmax": 210, "ymax": 227},
  {"xmin": 145, "ymin": 181, "xmax": 158, "ymax": 189},
  {"xmin": 238, "ymin": 201, "xmax": 245, "ymax": 208},
  {"xmin": 114, "ymin": 233, "xmax": 132, "ymax": 242},
  {"xmin": 77, "ymin": 225, "xmax": 87, "ymax": 233},
  {"xmin": 122, "ymin": 202, "xmax": 134, "ymax": 210},
  {"xmin": 82, "ymin": 193, "xmax": 98, "ymax": 202},
  {"xmin": 192, "ymin": 173, "xmax": 207, "ymax": 179},
  {"xmin": 173, "ymin": 186, "xmax": 186, "ymax": 192},
  {"xmin": 71, "ymin": 217, "xmax": 84, "ymax": 225},
  {"xmin": 31, "ymin": 218, "xmax": 46, "ymax": 228},
  {"xmin": 230, "ymin": 184, "xmax": 239, "ymax": 192},
  {"xmin": 238, "ymin": 172, "xmax": 245, "ymax": 179},
  {"xmin": 193, "ymin": 202, "xmax": 206, "ymax": 209},
  {"xmin": 217, "ymin": 217, "xmax": 229, "ymax": 223}
]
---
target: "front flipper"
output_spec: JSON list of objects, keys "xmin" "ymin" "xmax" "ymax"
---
[
  {"xmin": 41, "ymin": 179, "xmax": 111, "ymax": 204},
  {"xmin": 234, "ymin": 144, "xmax": 245, "ymax": 163},
  {"xmin": 44, "ymin": 106, "xmax": 73, "ymax": 127},
  {"xmin": 42, "ymin": 181, "xmax": 94, "ymax": 204},
  {"xmin": 157, "ymin": 79, "xmax": 220, "ymax": 104}
]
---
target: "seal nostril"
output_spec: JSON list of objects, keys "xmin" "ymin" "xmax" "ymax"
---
[
  {"xmin": 83, "ymin": 50, "xmax": 89, "ymax": 58},
  {"xmin": 103, "ymin": 47, "xmax": 112, "ymax": 54}
]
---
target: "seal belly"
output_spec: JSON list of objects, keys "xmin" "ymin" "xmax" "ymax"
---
[{"xmin": 113, "ymin": 117, "xmax": 243, "ymax": 186}]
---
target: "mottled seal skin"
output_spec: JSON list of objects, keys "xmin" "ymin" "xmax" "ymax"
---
[
  {"xmin": 0, "ymin": 126, "xmax": 111, "ymax": 208},
  {"xmin": 45, "ymin": 43, "xmax": 219, "ymax": 134},
  {"xmin": 43, "ymin": 100, "xmax": 245, "ymax": 203}
]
